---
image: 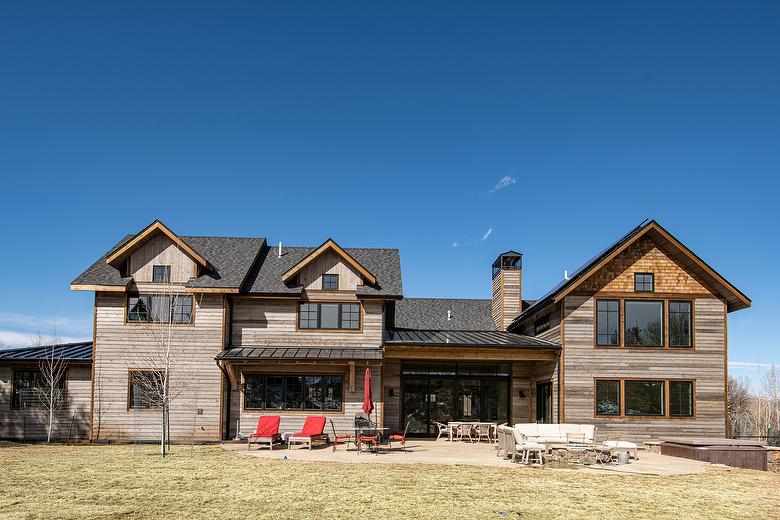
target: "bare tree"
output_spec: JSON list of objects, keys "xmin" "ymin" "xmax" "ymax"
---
[
  {"xmin": 727, "ymin": 376, "xmax": 751, "ymax": 437},
  {"xmin": 92, "ymin": 359, "xmax": 109, "ymax": 441},
  {"xmin": 33, "ymin": 331, "xmax": 67, "ymax": 443},
  {"xmin": 125, "ymin": 280, "xmax": 202, "ymax": 457}
]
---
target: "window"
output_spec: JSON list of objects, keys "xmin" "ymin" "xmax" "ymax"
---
[
  {"xmin": 595, "ymin": 380, "xmax": 620, "ymax": 416},
  {"xmin": 624, "ymin": 300, "xmax": 663, "ymax": 347},
  {"xmin": 128, "ymin": 370, "xmax": 164, "ymax": 409},
  {"xmin": 534, "ymin": 314, "xmax": 551, "ymax": 335},
  {"xmin": 243, "ymin": 374, "xmax": 343, "ymax": 411},
  {"xmin": 669, "ymin": 301, "xmax": 692, "ymax": 347},
  {"xmin": 152, "ymin": 265, "xmax": 171, "ymax": 283},
  {"xmin": 12, "ymin": 369, "xmax": 65, "ymax": 409},
  {"xmin": 669, "ymin": 380, "xmax": 694, "ymax": 416},
  {"xmin": 624, "ymin": 380, "xmax": 664, "ymax": 416},
  {"xmin": 596, "ymin": 300, "xmax": 620, "ymax": 346},
  {"xmin": 634, "ymin": 272, "xmax": 654, "ymax": 292},
  {"xmin": 127, "ymin": 295, "xmax": 193, "ymax": 324},
  {"xmin": 298, "ymin": 302, "xmax": 361, "ymax": 330},
  {"xmin": 322, "ymin": 274, "xmax": 339, "ymax": 290}
]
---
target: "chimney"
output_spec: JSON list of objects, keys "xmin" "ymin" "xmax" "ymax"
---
[{"xmin": 491, "ymin": 251, "xmax": 523, "ymax": 330}]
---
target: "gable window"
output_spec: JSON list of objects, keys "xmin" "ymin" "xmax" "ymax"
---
[
  {"xmin": 669, "ymin": 380, "xmax": 694, "ymax": 416},
  {"xmin": 533, "ymin": 314, "xmax": 551, "ymax": 336},
  {"xmin": 152, "ymin": 265, "xmax": 171, "ymax": 283},
  {"xmin": 127, "ymin": 295, "xmax": 193, "ymax": 324},
  {"xmin": 298, "ymin": 302, "xmax": 360, "ymax": 330},
  {"xmin": 595, "ymin": 380, "xmax": 620, "ymax": 416},
  {"xmin": 128, "ymin": 370, "xmax": 165, "ymax": 409},
  {"xmin": 625, "ymin": 380, "xmax": 664, "ymax": 416},
  {"xmin": 624, "ymin": 300, "xmax": 663, "ymax": 347},
  {"xmin": 243, "ymin": 374, "xmax": 343, "ymax": 411},
  {"xmin": 669, "ymin": 301, "xmax": 692, "ymax": 347},
  {"xmin": 596, "ymin": 300, "xmax": 620, "ymax": 346},
  {"xmin": 634, "ymin": 272, "xmax": 654, "ymax": 292},
  {"xmin": 322, "ymin": 274, "xmax": 339, "ymax": 290}
]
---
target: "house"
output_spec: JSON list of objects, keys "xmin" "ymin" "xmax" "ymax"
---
[{"xmin": 0, "ymin": 219, "xmax": 750, "ymax": 443}]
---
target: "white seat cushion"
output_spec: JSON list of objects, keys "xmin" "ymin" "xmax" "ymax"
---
[
  {"xmin": 579, "ymin": 425, "xmax": 596, "ymax": 443},
  {"xmin": 537, "ymin": 424, "xmax": 561, "ymax": 439},
  {"xmin": 604, "ymin": 440, "xmax": 637, "ymax": 449},
  {"xmin": 514, "ymin": 423, "xmax": 539, "ymax": 438}
]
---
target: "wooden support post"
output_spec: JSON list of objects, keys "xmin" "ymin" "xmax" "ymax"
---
[{"xmin": 348, "ymin": 362, "xmax": 356, "ymax": 392}]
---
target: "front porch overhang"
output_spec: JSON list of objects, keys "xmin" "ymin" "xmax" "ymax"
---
[{"xmin": 383, "ymin": 345, "xmax": 559, "ymax": 361}]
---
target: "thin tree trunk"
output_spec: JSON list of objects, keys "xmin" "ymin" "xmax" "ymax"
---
[{"xmin": 161, "ymin": 404, "xmax": 166, "ymax": 457}]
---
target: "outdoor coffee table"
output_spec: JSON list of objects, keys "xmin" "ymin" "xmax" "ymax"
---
[{"xmin": 548, "ymin": 443, "xmax": 606, "ymax": 465}]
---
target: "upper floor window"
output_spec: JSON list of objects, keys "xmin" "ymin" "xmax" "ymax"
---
[
  {"xmin": 596, "ymin": 300, "xmax": 620, "ymax": 346},
  {"xmin": 298, "ymin": 302, "xmax": 360, "ymax": 330},
  {"xmin": 634, "ymin": 272, "xmax": 654, "ymax": 292},
  {"xmin": 669, "ymin": 301, "xmax": 692, "ymax": 347},
  {"xmin": 624, "ymin": 300, "xmax": 663, "ymax": 347},
  {"xmin": 322, "ymin": 274, "xmax": 339, "ymax": 290},
  {"xmin": 533, "ymin": 314, "xmax": 551, "ymax": 335},
  {"xmin": 127, "ymin": 294, "xmax": 193, "ymax": 324},
  {"xmin": 153, "ymin": 265, "xmax": 171, "ymax": 283}
]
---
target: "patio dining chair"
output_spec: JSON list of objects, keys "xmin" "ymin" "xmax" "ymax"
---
[
  {"xmin": 457, "ymin": 422, "xmax": 477, "ymax": 443},
  {"xmin": 329, "ymin": 420, "xmax": 352, "ymax": 452},
  {"xmin": 388, "ymin": 418, "xmax": 412, "ymax": 451},
  {"xmin": 476, "ymin": 423, "xmax": 492, "ymax": 443},
  {"xmin": 434, "ymin": 422, "xmax": 449, "ymax": 441}
]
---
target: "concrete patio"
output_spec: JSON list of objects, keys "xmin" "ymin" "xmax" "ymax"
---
[{"xmin": 224, "ymin": 438, "xmax": 708, "ymax": 475}]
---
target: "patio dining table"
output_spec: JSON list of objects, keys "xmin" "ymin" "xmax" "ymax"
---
[{"xmin": 446, "ymin": 421, "xmax": 497, "ymax": 442}]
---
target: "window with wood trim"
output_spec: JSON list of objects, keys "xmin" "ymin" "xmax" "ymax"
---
[
  {"xmin": 624, "ymin": 300, "xmax": 664, "ymax": 347},
  {"xmin": 669, "ymin": 380, "xmax": 694, "ymax": 416},
  {"xmin": 298, "ymin": 302, "xmax": 360, "ymax": 330},
  {"xmin": 533, "ymin": 314, "xmax": 551, "ymax": 336},
  {"xmin": 596, "ymin": 300, "xmax": 620, "ymax": 346},
  {"xmin": 127, "ymin": 295, "xmax": 193, "ymax": 324},
  {"xmin": 128, "ymin": 370, "xmax": 165, "ymax": 409},
  {"xmin": 594, "ymin": 378, "xmax": 694, "ymax": 418},
  {"xmin": 12, "ymin": 369, "xmax": 65, "ymax": 409},
  {"xmin": 243, "ymin": 374, "xmax": 343, "ymax": 411},
  {"xmin": 669, "ymin": 301, "xmax": 692, "ymax": 347},
  {"xmin": 152, "ymin": 265, "xmax": 171, "ymax": 283},
  {"xmin": 322, "ymin": 274, "xmax": 339, "ymax": 290},
  {"xmin": 634, "ymin": 272, "xmax": 654, "ymax": 292}
]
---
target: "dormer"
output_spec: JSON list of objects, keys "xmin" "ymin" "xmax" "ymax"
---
[
  {"xmin": 105, "ymin": 220, "xmax": 211, "ymax": 284},
  {"xmin": 282, "ymin": 239, "xmax": 377, "ymax": 292}
]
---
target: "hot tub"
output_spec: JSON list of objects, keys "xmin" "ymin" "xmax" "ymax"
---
[{"xmin": 659, "ymin": 437, "xmax": 767, "ymax": 471}]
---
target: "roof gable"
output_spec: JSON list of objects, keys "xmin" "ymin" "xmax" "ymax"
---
[
  {"xmin": 510, "ymin": 220, "xmax": 750, "ymax": 328},
  {"xmin": 105, "ymin": 220, "xmax": 210, "ymax": 269},
  {"xmin": 281, "ymin": 238, "xmax": 377, "ymax": 285}
]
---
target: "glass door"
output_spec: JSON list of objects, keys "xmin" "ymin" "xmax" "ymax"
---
[
  {"xmin": 403, "ymin": 378, "xmax": 430, "ymax": 434},
  {"xmin": 428, "ymin": 378, "xmax": 455, "ymax": 431},
  {"xmin": 483, "ymin": 379, "xmax": 509, "ymax": 424},
  {"xmin": 536, "ymin": 381, "xmax": 553, "ymax": 424},
  {"xmin": 457, "ymin": 378, "xmax": 482, "ymax": 421}
]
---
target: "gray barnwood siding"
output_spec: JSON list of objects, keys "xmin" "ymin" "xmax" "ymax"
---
[
  {"xmin": 562, "ymin": 295, "xmax": 726, "ymax": 442},
  {"xmin": 231, "ymin": 298, "xmax": 383, "ymax": 348},
  {"xmin": 128, "ymin": 234, "xmax": 196, "ymax": 283},
  {"xmin": 92, "ymin": 291, "xmax": 224, "ymax": 442},
  {"xmin": 0, "ymin": 364, "xmax": 91, "ymax": 440}
]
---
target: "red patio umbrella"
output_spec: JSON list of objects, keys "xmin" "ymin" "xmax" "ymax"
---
[{"xmin": 362, "ymin": 367, "xmax": 374, "ymax": 416}]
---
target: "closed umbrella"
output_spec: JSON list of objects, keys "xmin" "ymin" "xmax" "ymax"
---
[{"xmin": 362, "ymin": 367, "xmax": 374, "ymax": 416}]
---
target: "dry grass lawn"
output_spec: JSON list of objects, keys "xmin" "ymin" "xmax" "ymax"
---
[{"xmin": 0, "ymin": 443, "xmax": 778, "ymax": 519}]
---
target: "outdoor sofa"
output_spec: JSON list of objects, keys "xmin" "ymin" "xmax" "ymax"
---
[{"xmin": 513, "ymin": 423, "xmax": 596, "ymax": 444}]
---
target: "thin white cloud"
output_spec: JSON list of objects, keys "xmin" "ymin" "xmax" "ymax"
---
[
  {"xmin": 453, "ymin": 228, "xmax": 494, "ymax": 248},
  {"xmin": 0, "ymin": 311, "xmax": 90, "ymax": 336},
  {"xmin": 729, "ymin": 361, "xmax": 777, "ymax": 370},
  {"xmin": 0, "ymin": 330, "xmax": 90, "ymax": 348},
  {"xmin": 487, "ymin": 176, "xmax": 516, "ymax": 195}
]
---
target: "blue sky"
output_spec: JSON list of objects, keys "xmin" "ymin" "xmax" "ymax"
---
[{"xmin": 0, "ymin": 2, "xmax": 777, "ymax": 382}]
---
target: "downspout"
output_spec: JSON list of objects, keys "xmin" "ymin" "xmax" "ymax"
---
[
  {"xmin": 556, "ymin": 349, "xmax": 562, "ymax": 424},
  {"xmin": 215, "ymin": 359, "xmax": 231, "ymax": 441}
]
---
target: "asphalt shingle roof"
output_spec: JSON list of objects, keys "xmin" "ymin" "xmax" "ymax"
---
[
  {"xmin": 243, "ymin": 245, "xmax": 403, "ymax": 297},
  {"xmin": 72, "ymin": 234, "xmax": 266, "ymax": 291},
  {"xmin": 393, "ymin": 298, "xmax": 495, "ymax": 331},
  {"xmin": 0, "ymin": 342, "xmax": 93, "ymax": 362}
]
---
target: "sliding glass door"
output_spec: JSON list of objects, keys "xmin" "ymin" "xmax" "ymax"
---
[{"xmin": 401, "ymin": 362, "xmax": 510, "ymax": 436}]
